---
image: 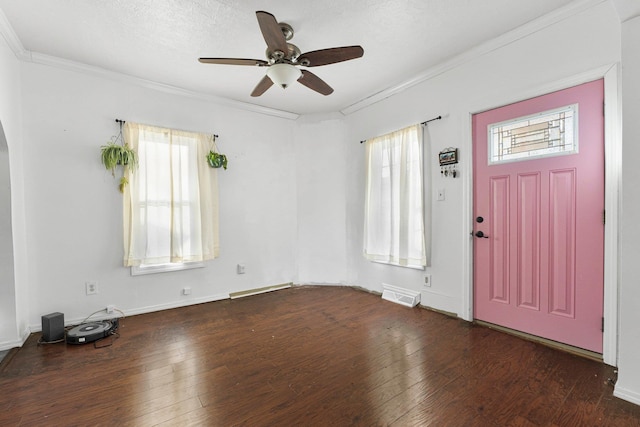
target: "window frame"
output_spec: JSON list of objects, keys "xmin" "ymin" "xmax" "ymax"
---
[
  {"xmin": 122, "ymin": 122, "xmax": 219, "ymax": 272},
  {"xmin": 363, "ymin": 124, "xmax": 427, "ymax": 269}
]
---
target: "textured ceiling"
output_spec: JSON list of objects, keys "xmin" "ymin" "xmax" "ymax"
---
[{"xmin": 0, "ymin": 0, "xmax": 581, "ymax": 116}]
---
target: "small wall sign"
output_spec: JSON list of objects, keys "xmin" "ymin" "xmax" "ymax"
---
[{"xmin": 439, "ymin": 148, "xmax": 459, "ymax": 178}]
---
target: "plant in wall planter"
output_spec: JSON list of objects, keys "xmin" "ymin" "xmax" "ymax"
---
[
  {"xmin": 206, "ymin": 134, "xmax": 228, "ymax": 170},
  {"xmin": 101, "ymin": 120, "xmax": 138, "ymax": 192}
]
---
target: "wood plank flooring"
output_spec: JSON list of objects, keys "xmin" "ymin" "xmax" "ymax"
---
[{"xmin": 1, "ymin": 285, "xmax": 639, "ymax": 426}]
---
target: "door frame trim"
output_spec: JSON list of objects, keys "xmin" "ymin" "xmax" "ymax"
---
[{"xmin": 461, "ymin": 64, "xmax": 621, "ymax": 366}]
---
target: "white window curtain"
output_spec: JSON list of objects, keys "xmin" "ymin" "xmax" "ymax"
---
[
  {"xmin": 363, "ymin": 124, "xmax": 426, "ymax": 268},
  {"xmin": 122, "ymin": 122, "xmax": 219, "ymax": 267}
]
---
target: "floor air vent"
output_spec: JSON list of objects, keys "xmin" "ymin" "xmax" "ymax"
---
[{"xmin": 381, "ymin": 284, "xmax": 421, "ymax": 308}]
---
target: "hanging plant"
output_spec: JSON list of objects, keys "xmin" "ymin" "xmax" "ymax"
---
[
  {"xmin": 206, "ymin": 151, "xmax": 228, "ymax": 169},
  {"xmin": 100, "ymin": 142, "xmax": 138, "ymax": 176},
  {"xmin": 206, "ymin": 134, "xmax": 228, "ymax": 170},
  {"xmin": 101, "ymin": 119, "xmax": 137, "ymax": 192}
]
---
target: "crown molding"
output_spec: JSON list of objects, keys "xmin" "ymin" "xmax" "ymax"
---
[
  {"xmin": 340, "ymin": 0, "xmax": 608, "ymax": 116},
  {"xmin": 611, "ymin": 0, "xmax": 640, "ymax": 22},
  {"xmin": 26, "ymin": 52, "xmax": 300, "ymax": 120},
  {"xmin": 0, "ymin": 7, "xmax": 299, "ymax": 121},
  {"xmin": 0, "ymin": 7, "xmax": 27, "ymax": 60}
]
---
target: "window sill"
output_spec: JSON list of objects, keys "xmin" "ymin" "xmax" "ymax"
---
[
  {"xmin": 131, "ymin": 261, "xmax": 204, "ymax": 276},
  {"xmin": 371, "ymin": 260, "xmax": 425, "ymax": 271}
]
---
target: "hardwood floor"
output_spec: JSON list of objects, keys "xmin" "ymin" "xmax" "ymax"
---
[{"xmin": 1, "ymin": 285, "xmax": 639, "ymax": 426}]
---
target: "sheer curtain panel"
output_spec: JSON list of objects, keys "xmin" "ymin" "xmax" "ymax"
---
[
  {"xmin": 363, "ymin": 124, "xmax": 426, "ymax": 268},
  {"xmin": 123, "ymin": 122, "xmax": 219, "ymax": 267}
]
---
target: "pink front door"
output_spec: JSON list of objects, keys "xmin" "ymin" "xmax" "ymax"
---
[{"xmin": 473, "ymin": 79, "xmax": 604, "ymax": 353}]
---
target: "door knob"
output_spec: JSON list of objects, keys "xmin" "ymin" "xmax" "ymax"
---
[{"xmin": 475, "ymin": 231, "xmax": 489, "ymax": 238}]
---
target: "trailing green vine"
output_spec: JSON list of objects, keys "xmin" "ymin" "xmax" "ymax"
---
[
  {"xmin": 206, "ymin": 134, "xmax": 228, "ymax": 170},
  {"xmin": 101, "ymin": 120, "xmax": 137, "ymax": 192}
]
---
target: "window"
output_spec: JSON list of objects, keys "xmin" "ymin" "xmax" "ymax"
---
[
  {"xmin": 123, "ymin": 122, "xmax": 219, "ymax": 273},
  {"xmin": 363, "ymin": 124, "xmax": 426, "ymax": 268},
  {"xmin": 489, "ymin": 104, "xmax": 578, "ymax": 164}
]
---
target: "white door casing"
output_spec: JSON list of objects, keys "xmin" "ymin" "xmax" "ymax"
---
[{"xmin": 460, "ymin": 64, "xmax": 621, "ymax": 366}]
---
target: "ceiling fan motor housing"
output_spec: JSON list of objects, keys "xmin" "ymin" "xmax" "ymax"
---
[{"xmin": 266, "ymin": 43, "xmax": 301, "ymax": 63}]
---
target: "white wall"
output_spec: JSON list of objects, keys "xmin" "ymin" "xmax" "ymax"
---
[
  {"xmin": 19, "ymin": 62, "xmax": 298, "ymax": 327},
  {"xmin": 615, "ymin": 13, "xmax": 640, "ymax": 405},
  {"xmin": 0, "ymin": 27, "xmax": 27, "ymax": 348},
  {"xmin": 343, "ymin": 2, "xmax": 621, "ymax": 316},
  {"xmin": 0, "ymin": 141, "xmax": 15, "ymax": 341},
  {"xmin": 295, "ymin": 114, "xmax": 348, "ymax": 284}
]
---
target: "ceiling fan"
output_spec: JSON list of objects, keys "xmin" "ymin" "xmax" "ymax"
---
[{"xmin": 199, "ymin": 11, "xmax": 364, "ymax": 97}]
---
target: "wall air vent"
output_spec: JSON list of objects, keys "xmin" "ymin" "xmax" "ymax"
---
[{"xmin": 381, "ymin": 283, "xmax": 421, "ymax": 308}]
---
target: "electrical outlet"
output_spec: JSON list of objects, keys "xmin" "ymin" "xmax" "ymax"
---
[
  {"xmin": 182, "ymin": 287, "xmax": 191, "ymax": 295},
  {"xmin": 423, "ymin": 274, "xmax": 432, "ymax": 288},
  {"xmin": 237, "ymin": 264, "xmax": 246, "ymax": 274},
  {"xmin": 86, "ymin": 281, "xmax": 98, "ymax": 295},
  {"xmin": 106, "ymin": 305, "xmax": 115, "ymax": 314}
]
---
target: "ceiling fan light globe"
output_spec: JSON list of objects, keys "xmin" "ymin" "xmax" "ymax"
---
[{"xmin": 267, "ymin": 63, "xmax": 301, "ymax": 89}]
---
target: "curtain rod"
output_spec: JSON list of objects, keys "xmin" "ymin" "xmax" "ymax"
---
[
  {"xmin": 421, "ymin": 115, "xmax": 442, "ymax": 126},
  {"xmin": 114, "ymin": 119, "xmax": 219, "ymax": 138},
  {"xmin": 360, "ymin": 115, "xmax": 442, "ymax": 143}
]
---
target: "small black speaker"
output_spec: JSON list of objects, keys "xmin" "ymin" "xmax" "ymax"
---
[{"xmin": 41, "ymin": 312, "xmax": 64, "ymax": 342}]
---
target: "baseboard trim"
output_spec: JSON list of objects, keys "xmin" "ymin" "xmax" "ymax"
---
[
  {"xmin": 0, "ymin": 339, "xmax": 25, "ymax": 352},
  {"xmin": 420, "ymin": 305, "xmax": 458, "ymax": 319},
  {"xmin": 420, "ymin": 289, "xmax": 460, "ymax": 316},
  {"xmin": 229, "ymin": 283, "xmax": 292, "ymax": 299},
  {"xmin": 118, "ymin": 292, "xmax": 231, "ymax": 319},
  {"xmin": 614, "ymin": 385, "xmax": 640, "ymax": 406},
  {"xmin": 28, "ymin": 292, "xmax": 230, "ymax": 333}
]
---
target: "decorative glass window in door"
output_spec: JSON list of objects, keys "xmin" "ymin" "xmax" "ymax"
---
[{"xmin": 488, "ymin": 104, "xmax": 578, "ymax": 164}]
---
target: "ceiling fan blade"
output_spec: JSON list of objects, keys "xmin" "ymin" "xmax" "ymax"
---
[
  {"xmin": 251, "ymin": 75, "xmax": 274, "ymax": 97},
  {"xmin": 199, "ymin": 58, "xmax": 268, "ymax": 66},
  {"xmin": 256, "ymin": 11, "xmax": 288, "ymax": 54},
  {"xmin": 298, "ymin": 46, "xmax": 364, "ymax": 67},
  {"xmin": 298, "ymin": 70, "xmax": 333, "ymax": 96}
]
